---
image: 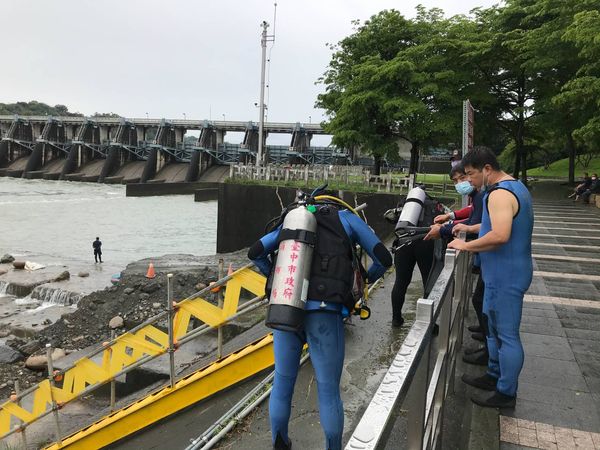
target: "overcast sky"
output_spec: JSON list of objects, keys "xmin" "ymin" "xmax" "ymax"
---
[{"xmin": 4, "ymin": 1, "xmax": 499, "ymax": 143}]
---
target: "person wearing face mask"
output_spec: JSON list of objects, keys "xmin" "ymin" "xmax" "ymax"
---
[
  {"xmin": 449, "ymin": 148, "xmax": 534, "ymax": 409},
  {"xmin": 424, "ymin": 164, "xmax": 488, "ymax": 365}
]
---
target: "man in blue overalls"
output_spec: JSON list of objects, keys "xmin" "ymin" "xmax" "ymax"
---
[
  {"xmin": 248, "ymin": 201, "xmax": 392, "ymax": 449},
  {"xmin": 448, "ymin": 148, "xmax": 533, "ymax": 408}
]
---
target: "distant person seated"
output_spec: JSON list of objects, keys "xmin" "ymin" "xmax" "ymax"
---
[
  {"xmin": 580, "ymin": 174, "xmax": 600, "ymax": 203},
  {"xmin": 93, "ymin": 237, "xmax": 103, "ymax": 263},
  {"xmin": 569, "ymin": 172, "xmax": 592, "ymax": 199}
]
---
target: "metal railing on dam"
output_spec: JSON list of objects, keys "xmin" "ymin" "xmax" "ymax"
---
[
  {"xmin": 0, "ymin": 115, "xmax": 327, "ymax": 134},
  {"xmin": 346, "ymin": 244, "xmax": 473, "ymax": 450}
]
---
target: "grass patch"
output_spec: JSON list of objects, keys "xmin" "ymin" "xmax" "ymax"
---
[{"xmin": 528, "ymin": 157, "xmax": 600, "ymax": 178}]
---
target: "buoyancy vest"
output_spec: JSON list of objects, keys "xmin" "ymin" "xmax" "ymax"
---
[{"xmin": 307, "ymin": 205, "xmax": 355, "ymax": 309}]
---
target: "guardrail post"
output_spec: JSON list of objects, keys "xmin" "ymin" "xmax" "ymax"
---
[
  {"xmin": 167, "ymin": 273, "xmax": 176, "ymax": 388},
  {"xmin": 406, "ymin": 298, "xmax": 434, "ymax": 449},
  {"xmin": 46, "ymin": 344, "xmax": 63, "ymax": 445},
  {"xmin": 217, "ymin": 259, "xmax": 224, "ymax": 359}
]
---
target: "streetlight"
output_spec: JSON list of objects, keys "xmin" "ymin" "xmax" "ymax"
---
[
  {"xmin": 308, "ymin": 115, "xmax": 312, "ymax": 124},
  {"xmin": 222, "ymin": 114, "xmax": 226, "ymax": 121},
  {"xmin": 183, "ymin": 113, "xmax": 187, "ymax": 120},
  {"xmin": 145, "ymin": 112, "xmax": 149, "ymax": 119}
]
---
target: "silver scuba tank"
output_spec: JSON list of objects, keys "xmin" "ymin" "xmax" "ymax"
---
[
  {"xmin": 265, "ymin": 205, "xmax": 317, "ymax": 332},
  {"xmin": 395, "ymin": 187, "xmax": 426, "ymax": 231}
]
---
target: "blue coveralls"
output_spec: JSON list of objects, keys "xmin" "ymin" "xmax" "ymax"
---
[
  {"xmin": 479, "ymin": 180, "xmax": 534, "ymax": 397},
  {"xmin": 250, "ymin": 209, "xmax": 389, "ymax": 450}
]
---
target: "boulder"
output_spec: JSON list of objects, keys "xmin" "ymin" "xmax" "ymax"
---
[
  {"xmin": 54, "ymin": 271, "xmax": 70, "ymax": 282},
  {"xmin": 0, "ymin": 254, "xmax": 14, "ymax": 264},
  {"xmin": 12, "ymin": 261, "xmax": 26, "ymax": 270},
  {"xmin": 109, "ymin": 316, "xmax": 124, "ymax": 329},
  {"xmin": 0, "ymin": 268, "xmax": 7, "ymax": 276},
  {"xmin": 0, "ymin": 345, "xmax": 23, "ymax": 364},
  {"xmin": 25, "ymin": 348, "xmax": 66, "ymax": 370},
  {"xmin": 139, "ymin": 293, "xmax": 150, "ymax": 300},
  {"xmin": 141, "ymin": 281, "xmax": 161, "ymax": 294},
  {"xmin": 152, "ymin": 302, "xmax": 161, "ymax": 309},
  {"xmin": 124, "ymin": 287, "xmax": 135, "ymax": 295},
  {"xmin": 78, "ymin": 271, "xmax": 90, "ymax": 278},
  {"xmin": 195, "ymin": 282, "xmax": 208, "ymax": 291}
]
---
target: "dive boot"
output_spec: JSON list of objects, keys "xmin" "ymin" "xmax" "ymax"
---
[
  {"xmin": 471, "ymin": 390, "xmax": 516, "ymax": 408},
  {"xmin": 463, "ymin": 348, "xmax": 488, "ymax": 366},
  {"xmin": 461, "ymin": 373, "xmax": 497, "ymax": 391},
  {"xmin": 471, "ymin": 332, "xmax": 486, "ymax": 342},
  {"xmin": 274, "ymin": 433, "xmax": 292, "ymax": 450}
]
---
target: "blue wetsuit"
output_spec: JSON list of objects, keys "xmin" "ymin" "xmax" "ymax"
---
[
  {"xmin": 479, "ymin": 180, "xmax": 533, "ymax": 397},
  {"xmin": 250, "ymin": 209, "xmax": 391, "ymax": 449}
]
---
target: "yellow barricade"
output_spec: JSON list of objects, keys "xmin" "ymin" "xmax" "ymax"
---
[{"xmin": 0, "ymin": 266, "xmax": 266, "ymax": 439}]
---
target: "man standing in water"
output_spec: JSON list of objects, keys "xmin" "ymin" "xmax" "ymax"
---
[
  {"xmin": 448, "ymin": 148, "xmax": 534, "ymax": 408},
  {"xmin": 93, "ymin": 237, "xmax": 103, "ymax": 263}
]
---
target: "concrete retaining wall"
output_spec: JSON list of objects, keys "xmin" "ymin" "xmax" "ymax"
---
[
  {"xmin": 216, "ymin": 184, "xmax": 404, "ymax": 253},
  {"xmin": 126, "ymin": 181, "xmax": 219, "ymax": 197}
]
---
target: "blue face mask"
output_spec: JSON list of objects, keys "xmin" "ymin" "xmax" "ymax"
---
[{"xmin": 455, "ymin": 181, "xmax": 474, "ymax": 196}]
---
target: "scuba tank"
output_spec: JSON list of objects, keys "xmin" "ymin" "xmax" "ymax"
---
[
  {"xmin": 392, "ymin": 186, "xmax": 433, "ymax": 252},
  {"xmin": 265, "ymin": 205, "xmax": 317, "ymax": 332},
  {"xmin": 395, "ymin": 186, "xmax": 427, "ymax": 230}
]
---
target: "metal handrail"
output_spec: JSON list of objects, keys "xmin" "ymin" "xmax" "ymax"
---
[
  {"xmin": 0, "ymin": 262, "xmax": 267, "ymax": 445},
  {"xmin": 345, "ymin": 240, "xmax": 473, "ymax": 450}
]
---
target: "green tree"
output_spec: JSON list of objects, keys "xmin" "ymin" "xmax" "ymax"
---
[
  {"xmin": 509, "ymin": 0, "xmax": 599, "ymax": 182},
  {"xmin": 317, "ymin": 9, "xmax": 471, "ymax": 175}
]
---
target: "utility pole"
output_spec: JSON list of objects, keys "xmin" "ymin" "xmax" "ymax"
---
[{"xmin": 257, "ymin": 20, "xmax": 275, "ymax": 166}]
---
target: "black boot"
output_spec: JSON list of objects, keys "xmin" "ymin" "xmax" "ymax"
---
[
  {"xmin": 461, "ymin": 373, "xmax": 497, "ymax": 391},
  {"xmin": 274, "ymin": 433, "xmax": 292, "ymax": 450},
  {"xmin": 464, "ymin": 344, "xmax": 486, "ymax": 355},
  {"xmin": 471, "ymin": 332, "xmax": 486, "ymax": 342},
  {"xmin": 471, "ymin": 390, "xmax": 516, "ymax": 408},
  {"xmin": 392, "ymin": 317, "xmax": 405, "ymax": 328},
  {"xmin": 463, "ymin": 348, "xmax": 489, "ymax": 366}
]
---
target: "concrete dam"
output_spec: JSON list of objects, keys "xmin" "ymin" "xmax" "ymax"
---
[{"xmin": 0, "ymin": 115, "xmax": 346, "ymax": 184}]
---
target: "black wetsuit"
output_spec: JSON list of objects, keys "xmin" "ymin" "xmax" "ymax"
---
[{"xmin": 93, "ymin": 240, "xmax": 102, "ymax": 263}]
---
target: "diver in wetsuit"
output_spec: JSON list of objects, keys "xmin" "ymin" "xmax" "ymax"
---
[
  {"xmin": 93, "ymin": 237, "xmax": 103, "ymax": 263},
  {"xmin": 449, "ymin": 148, "xmax": 534, "ymax": 408},
  {"xmin": 248, "ymin": 196, "xmax": 392, "ymax": 450}
]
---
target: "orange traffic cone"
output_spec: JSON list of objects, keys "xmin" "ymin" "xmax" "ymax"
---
[
  {"xmin": 227, "ymin": 263, "xmax": 234, "ymax": 276},
  {"xmin": 145, "ymin": 263, "xmax": 156, "ymax": 279}
]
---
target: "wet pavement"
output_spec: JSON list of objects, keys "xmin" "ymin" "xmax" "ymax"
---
[{"xmin": 109, "ymin": 261, "xmax": 424, "ymax": 450}]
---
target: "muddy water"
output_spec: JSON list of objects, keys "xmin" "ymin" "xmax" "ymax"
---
[{"xmin": 0, "ymin": 177, "xmax": 217, "ymax": 269}]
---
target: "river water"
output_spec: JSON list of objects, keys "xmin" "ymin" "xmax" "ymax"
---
[{"xmin": 0, "ymin": 178, "xmax": 217, "ymax": 268}]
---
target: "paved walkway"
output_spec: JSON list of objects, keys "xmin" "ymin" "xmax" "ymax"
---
[{"xmin": 498, "ymin": 199, "xmax": 600, "ymax": 450}]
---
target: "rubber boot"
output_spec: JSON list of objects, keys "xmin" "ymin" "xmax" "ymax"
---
[{"xmin": 471, "ymin": 390, "xmax": 516, "ymax": 408}]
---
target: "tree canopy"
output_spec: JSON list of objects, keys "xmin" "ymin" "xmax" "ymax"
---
[{"xmin": 317, "ymin": 0, "xmax": 600, "ymax": 181}]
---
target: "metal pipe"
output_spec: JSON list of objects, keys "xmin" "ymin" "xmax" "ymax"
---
[
  {"xmin": 46, "ymin": 344, "xmax": 63, "ymax": 445},
  {"xmin": 14, "ymin": 380, "xmax": 28, "ymax": 448},
  {"xmin": 217, "ymin": 260, "xmax": 224, "ymax": 359},
  {"xmin": 188, "ymin": 353, "xmax": 310, "ymax": 450},
  {"xmin": 257, "ymin": 21, "xmax": 268, "ymax": 166},
  {"xmin": 110, "ymin": 330, "xmax": 116, "ymax": 411},
  {"xmin": 167, "ymin": 273, "xmax": 176, "ymax": 388}
]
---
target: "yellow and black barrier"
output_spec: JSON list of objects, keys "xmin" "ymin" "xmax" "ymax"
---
[{"xmin": 0, "ymin": 265, "xmax": 267, "ymax": 446}]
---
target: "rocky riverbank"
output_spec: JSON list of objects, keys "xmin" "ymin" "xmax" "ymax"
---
[{"xmin": 0, "ymin": 251, "xmax": 253, "ymax": 401}]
